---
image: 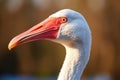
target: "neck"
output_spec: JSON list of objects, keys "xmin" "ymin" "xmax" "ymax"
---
[{"xmin": 57, "ymin": 43, "xmax": 90, "ymax": 80}]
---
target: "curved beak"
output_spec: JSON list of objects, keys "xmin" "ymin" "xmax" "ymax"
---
[{"xmin": 8, "ymin": 17, "xmax": 61, "ymax": 50}]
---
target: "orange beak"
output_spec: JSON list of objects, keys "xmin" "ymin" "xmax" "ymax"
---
[{"xmin": 8, "ymin": 17, "xmax": 61, "ymax": 50}]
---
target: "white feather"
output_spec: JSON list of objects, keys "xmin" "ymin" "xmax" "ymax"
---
[{"xmin": 50, "ymin": 9, "xmax": 92, "ymax": 80}]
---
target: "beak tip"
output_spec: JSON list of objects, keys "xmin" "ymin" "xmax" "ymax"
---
[
  {"xmin": 8, "ymin": 47, "xmax": 11, "ymax": 50},
  {"xmin": 8, "ymin": 46, "xmax": 12, "ymax": 50},
  {"xmin": 8, "ymin": 41, "xmax": 17, "ymax": 50},
  {"xmin": 8, "ymin": 44, "xmax": 13, "ymax": 50}
]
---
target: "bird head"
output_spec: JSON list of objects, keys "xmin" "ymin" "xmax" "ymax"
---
[{"xmin": 8, "ymin": 9, "xmax": 91, "ymax": 50}]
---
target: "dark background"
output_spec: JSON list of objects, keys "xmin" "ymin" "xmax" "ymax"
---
[{"xmin": 0, "ymin": 0, "xmax": 120, "ymax": 80}]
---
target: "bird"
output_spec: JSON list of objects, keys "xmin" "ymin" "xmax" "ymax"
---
[{"xmin": 8, "ymin": 9, "xmax": 92, "ymax": 80}]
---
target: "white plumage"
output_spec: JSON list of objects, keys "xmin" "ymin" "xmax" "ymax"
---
[
  {"xmin": 52, "ymin": 9, "xmax": 92, "ymax": 80},
  {"xmin": 8, "ymin": 9, "xmax": 92, "ymax": 80}
]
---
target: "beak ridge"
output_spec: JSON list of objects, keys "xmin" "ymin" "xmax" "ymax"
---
[{"xmin": 8, "ymin": 17, "xmax": 61, "ymax": 50}]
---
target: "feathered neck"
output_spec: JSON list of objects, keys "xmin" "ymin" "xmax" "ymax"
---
[{"xmin": 57, "ymin": 43, "xmax": 90, "ymax": 80}]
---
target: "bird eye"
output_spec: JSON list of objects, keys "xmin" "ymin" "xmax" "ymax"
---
[{"xmin": 61, "ymin": 17, "xmax": 67, "ymax": 23}]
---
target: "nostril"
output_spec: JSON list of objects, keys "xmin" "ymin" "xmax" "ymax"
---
[
  {"xmin": 19, "ymin": 35, "xmax": 31, "ymax": 42},
  {"xmin": 30, "ymin": 25, "xmax": 43, "ymax": 32}
]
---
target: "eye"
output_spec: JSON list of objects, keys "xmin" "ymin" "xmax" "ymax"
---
[{"xmin": 61, "ymin": 17, "xmax": 67, "ymax": 23}]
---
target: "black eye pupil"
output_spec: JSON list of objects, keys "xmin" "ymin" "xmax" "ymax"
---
[
  {"xmin": 61, "ymin": 17, "xmax": 67, "ymax": 23},
  {"xmin": 62, "ymin": 18, "xmax": 65, "ymax": 21}
]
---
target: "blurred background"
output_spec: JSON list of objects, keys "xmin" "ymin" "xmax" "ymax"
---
[{"xmin": 0, "ymin": 0, "xmax": 120, "ymax": 80}]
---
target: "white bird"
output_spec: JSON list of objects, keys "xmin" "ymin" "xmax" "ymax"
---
[{"xmin": 8, "ymin": 9, "xmax": 92, "ymax": 80}]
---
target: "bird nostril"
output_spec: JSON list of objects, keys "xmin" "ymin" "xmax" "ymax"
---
[
  {"xmin": 30, "ymin": 25, "xmax": 43, "ymax": 32},
  {"xmin": 19, "ymin": 35, "xmax": 32, "ymax": 42}
]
